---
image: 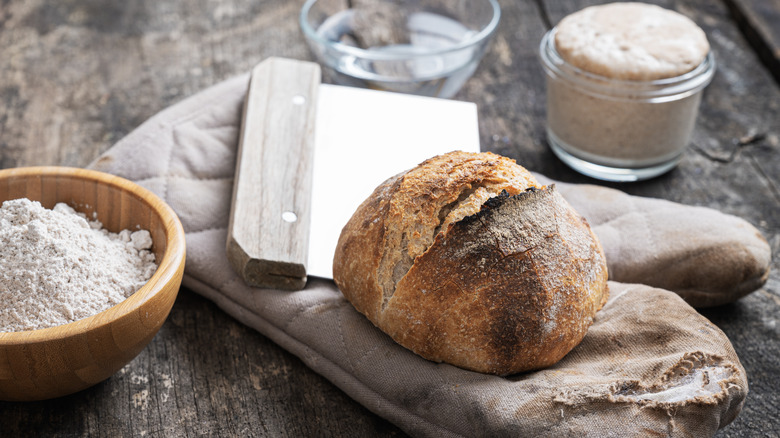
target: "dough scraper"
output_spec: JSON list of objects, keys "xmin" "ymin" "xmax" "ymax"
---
[{"xmin": 226, "ymin": 57, "xmax": 480, "ymax": 290}]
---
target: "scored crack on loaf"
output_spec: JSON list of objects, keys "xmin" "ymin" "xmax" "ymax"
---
[{"xmin": 333, "ymin": 151, "xmax": 609, "ymax": 375}]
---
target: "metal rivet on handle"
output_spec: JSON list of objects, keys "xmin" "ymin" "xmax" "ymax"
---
[{"xmin": 282, "ymin": 211, "xmax": 298, "ymax": 223}]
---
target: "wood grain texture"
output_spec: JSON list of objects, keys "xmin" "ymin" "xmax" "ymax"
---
[
  {"xmin": 0, "ymin": 0, "xmax": 777, "ymax": 436},
  {"xmin": 227, "ymin": 58, "xmax": 320, "ymax": 290},
  {"xmin": 0, "ymin": 167, "xmax": 185, "ymax": 401},
  {"xmin": 722, "ymin": 0, "xmax": 780, "ymax": 84}
]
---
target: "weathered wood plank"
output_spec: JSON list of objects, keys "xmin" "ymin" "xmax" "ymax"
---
[{"xmin": 722, "ymin": 0, "xmax": 780, "ymax": 84}]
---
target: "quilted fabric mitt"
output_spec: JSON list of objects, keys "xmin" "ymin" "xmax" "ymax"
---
[
  {"xmin": 534, "ymin": 175, "xmax": 771, "ymax": 307},
  {"xmin": 89, "ymin": 73, "xmax": 769, "ymax": 437}
]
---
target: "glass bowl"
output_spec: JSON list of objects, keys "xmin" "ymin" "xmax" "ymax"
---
[{"xmin": 300, "ymin": 0, "xmax": 501, "ymax": 98}]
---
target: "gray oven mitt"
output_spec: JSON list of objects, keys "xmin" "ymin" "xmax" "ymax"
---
[{"xmin": 89, "ymin": 74, "xmax": 770, "ymax": 437}]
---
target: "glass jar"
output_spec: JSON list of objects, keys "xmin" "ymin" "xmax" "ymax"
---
[{"xmin": 539, "ymin": 29, "xmax": 716, "ymax": 182}]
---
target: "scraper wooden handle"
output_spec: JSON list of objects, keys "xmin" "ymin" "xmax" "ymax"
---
[{"xmin": 227, "ymin": 57, "xmax": 321, "ymax": 290}]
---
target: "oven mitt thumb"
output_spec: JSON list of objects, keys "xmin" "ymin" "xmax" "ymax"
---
[
  {"xmin": 88, "ymin": 73, "xmax": 758, "ymax": 437},
  {"xmin": 532, "ymin": 174, "xmax": 771, "ymax": 307}
]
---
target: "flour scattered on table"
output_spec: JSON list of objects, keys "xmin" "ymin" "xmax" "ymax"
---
[{"xmin": 0, "ymin": 198, "xmax": 158, "ymax": 332}]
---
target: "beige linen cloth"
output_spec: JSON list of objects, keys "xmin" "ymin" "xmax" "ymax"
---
[{"xmin": 90, "ymin": 74, "xmax": 771, "ymax": 437}]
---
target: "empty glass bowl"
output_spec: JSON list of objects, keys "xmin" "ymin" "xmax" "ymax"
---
[{"xmin": 300, "ymin": 0, "xmax": 501, "ymax": 98}]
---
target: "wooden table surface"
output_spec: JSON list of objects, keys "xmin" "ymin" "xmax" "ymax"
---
[{"xmin": 1, "ymin": 0, "xmax": 778, "ymax": 436}]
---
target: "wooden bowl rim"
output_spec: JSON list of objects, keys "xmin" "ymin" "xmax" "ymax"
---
[{"xmin": 0, "ymin": 166, "xmax": 186, "ymax": 344}]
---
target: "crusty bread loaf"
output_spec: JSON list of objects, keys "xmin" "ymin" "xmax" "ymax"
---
[{"xmin": 333, "ymin": 151, "xmax": 608, "ymax": 375}]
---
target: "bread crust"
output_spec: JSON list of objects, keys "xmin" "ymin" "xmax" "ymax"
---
[{"xmin": 333, "ymin": 151, "xmax": 608, "ymax": 375}]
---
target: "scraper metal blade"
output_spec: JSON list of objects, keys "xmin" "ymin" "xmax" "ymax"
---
[{"xmin": 226, "ymin": 57, "xmax": 480, "ymax": 290}]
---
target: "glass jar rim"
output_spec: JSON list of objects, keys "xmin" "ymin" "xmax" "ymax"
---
[
  {"xmin": 299, "ymin": 0, "xmax": 501, "ymax": 61},
  {"xmin": 539, "ymin": 28, "xmax": 716, "ymax": 101}
]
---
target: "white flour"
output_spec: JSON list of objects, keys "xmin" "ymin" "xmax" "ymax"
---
[{"xmin": 0, "ymin": 198, "xmax": 158, "ymax": 332}]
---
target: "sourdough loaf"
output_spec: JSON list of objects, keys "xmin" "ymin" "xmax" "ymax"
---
[{"xmin": 333, "ymin": 151, "xmax": 609, "ymax": 375}]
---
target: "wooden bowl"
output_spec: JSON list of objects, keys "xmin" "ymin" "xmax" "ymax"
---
[{"xmin": 0, "ymin": 167, "xmax": 186, "ymax": 401}]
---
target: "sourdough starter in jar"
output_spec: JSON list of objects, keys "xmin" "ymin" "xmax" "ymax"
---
[{"xmin": 539, "ymin": 2, "xmax": 715, "ymax": 181}]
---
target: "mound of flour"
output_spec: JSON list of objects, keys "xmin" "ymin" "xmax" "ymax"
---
[{"xmin": 0, "ymin": 198, "xmax": 158, "ymax": 332}]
